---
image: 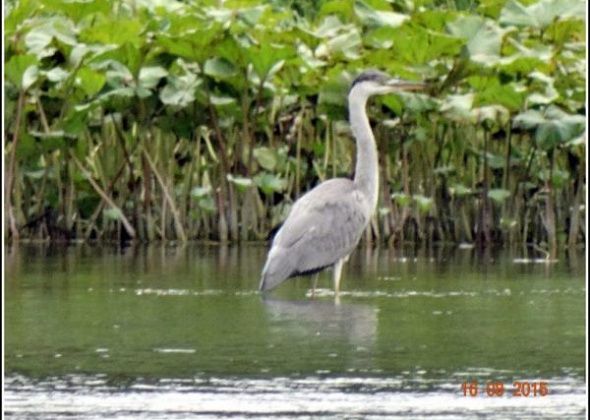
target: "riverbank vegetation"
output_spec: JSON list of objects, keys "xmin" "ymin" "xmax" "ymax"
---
[{"xmin": 4, "ymin": 0, "xmax": 586, "ymax": 255}]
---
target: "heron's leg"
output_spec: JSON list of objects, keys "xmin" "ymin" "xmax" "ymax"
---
[
  {"xmin": 333, "ymin": 258, "xmax": 345, "ymax": 297},
  {"xmin": 311, "ymin": 273, "xmax": 319, "ymax": 298}
]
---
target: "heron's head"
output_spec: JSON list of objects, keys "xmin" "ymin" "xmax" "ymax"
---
[{"xmin": 349, "ymin": 70, "xmax": 424, "ymax": 102}]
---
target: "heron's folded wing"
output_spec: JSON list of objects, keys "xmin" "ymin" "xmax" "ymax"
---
[{"xmin": 273, "ymin": 182, "xmax": 370, "ymax": 274}]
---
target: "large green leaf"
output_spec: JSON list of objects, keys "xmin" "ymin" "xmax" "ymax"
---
[
  {"xmin": 190, "ymin": 186, "xmax": 217, "ymax": 213},
  {"xmin": 246, "ymin": 44, "xmax": 291, "ymax": 79},
  {"xmin": 90, "ymin": 87, "xmax": 136, "ymax": 109},
  {"xmin": 302, "ymin": 15, "xmax": 347, "ymax": 38},
  {"xmin": 413, "ymin": 195, "xmax": 434, "ymax": 213},
  {"xmin": 447, "ymin": 16, "xmax": 511, "ymax": 65},
  {"xmin": 512, "ymin": 110, "xmax": 547, "ymax": 129},
  {"xmin": 89, "ymin": 43, "xmax": 142, "ymax": 77},
  {"xmin": 80, "ymin": 17, "xmax": 143, "ymax": 47},
  {"xmin": 155, "ymin": 28, "xmax": 221, "ymax": 61},
  {"xmin": 500, "ymin": 0, "xmax": 586, "ymax": 29},
  {"xmin": 297, "ymin": 43, "xmax": 327, "ymax": 69},
  {"xmin": 253, "ymin": 147, "xmax": 278, "ymax": 171},
  {"xmin": 254, "ymin": 172, "xmax": 287, "ymax": 195},
  {"xmin": 45, "ymin": 67, "xmax": 70, "ymax": 83},
  {"xmin": 138, "ymin": 66, "xmax": 168, "ymax": 90},
  {"xmin": 76, "ymin": 67, "xmax": 106, "ymax": 96},
  {"xmin": 191, "ymin": 186, "xmax": 212, "ymax": 198},
  {"xmin": 318, "ymin": 0, "xmax": 355, "ymax": 20},
  {"xmin": 354, "ymin": 0, "xmax": 408, "ymax": 28},
  {"xmin": 227, "ymin": 174, "xmax": 254, "ymax": 192},
  {"xmin": 498, "ymin": 39, "xmax": 552, "ymax": 74},
  {"xmin": 498, "ymin": 0, "xmax": 537, "ymax": 27},
  {"xmin": 39, "ymin": 0, "xmax": 111, "ymax": 22},
  {"xmin": 62, "ymin": 108, "xmax": 90, "ymax": 135},
  {"xmin": 396, "ymin": 92, "xmax": 438, "ymax": 113},
  {"xmin": 5, "ymin": 54, "xmax": 38, "ymax": 89},
  {"xmin": 484, "ymin": 151, "xmax": 509, "ymax": 169},
  {"xmin": 22, "ymin": 65, "xmax": 40, "ymax": 90},
  {"xmin": 209, "ymin": 95, "xmax": 236, "ymax": 106},
  {"xmin": 440, "ymin": 93, "xmax": 475, "ymax": 122},
  {"xmin": 526, "ymin": 71, "xmax": 559, "ymax": 106},
  {"xmin": 196, "ymin": 196, "xmax": 217, "ymax": 213},
  {"xmin": 469, "ymin": 76, "xmax": 523, "ymax": 111},
  {"xmin": 317, "ymin": 27, "xmax": 362, "ymax": 59},
  {"xmin": 160, "ymin": 72, "xmax": 201, "ymax": 107},
  {"xmin": 488, "ymin": 188, "xmax": 511, "ymax": 203},
  {"xmin": 204, "ymin": 57, "xmax": 237, "ymax": 79},
  {"xmin": 24, "ymin": 17, "xmax": 77, "ymax": 58},
  {"xmin": 236, "ymin": 5, "xmax": 268, "ymax": 26},
  {"xmin": 471, "ymin": 105, "xmax": 511, "ymax": 125},
  {"xmin": 391, "ymin": 192, "xmax": 412, "ymax": 207},
  {"xmin": 536, "ymin": 168, "xmax": 570, "ymax": 188},
  {"xmin": 369, "ymin": 24, "xmax": 462, "ymax": 63},
  {"xmin": 104, "ymin": 208, "xmax": 123, "ymax": 221},
  {"xmin": 91, "ymin": 60, "xmax": 133, "ymax": 89},
  {"xmin": 414, "ymin": 10, "xmax": 458, "ymax": 31},
  {"xmin": 5, "ymin": 0, "xmax": 37, "ymax": 35},
  {"xmin": 514, "ymin": 106, "xmax": 586, "ymax": 150},
  {"xmin": 364, "ymin": 26, "xmax": 396, "ymax": 49},
  {"xmin": 450, "ymin": 184, "xmax": 473, "ymax": 197}
]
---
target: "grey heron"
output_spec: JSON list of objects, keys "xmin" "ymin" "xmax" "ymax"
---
[{"xmin": 259, "ymin": 70, "xmax": 424, "ymax": 295}]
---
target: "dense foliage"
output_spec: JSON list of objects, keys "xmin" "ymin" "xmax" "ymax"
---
[{"xmin": 4, "ymin": 0, "xmax": 586, "ymax": 254}]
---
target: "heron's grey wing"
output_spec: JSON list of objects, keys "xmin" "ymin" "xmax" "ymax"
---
[{"xmin": 260, "ymin": 179, "xmax": 370, "ymax": 291}]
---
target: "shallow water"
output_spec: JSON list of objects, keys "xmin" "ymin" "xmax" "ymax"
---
[{"xmin": 4, "ymin": 244, "xmax": 587, "ymax": 418}]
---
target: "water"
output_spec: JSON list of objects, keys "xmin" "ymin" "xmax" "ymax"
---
[{"xmin": 4, "ymin": 244, "xmax": 587, "ymax": 418}]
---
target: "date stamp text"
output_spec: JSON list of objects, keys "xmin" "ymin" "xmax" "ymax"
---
[{"xmin": 461, "ymin": 381, "xmax": 549, "ymax": 397}]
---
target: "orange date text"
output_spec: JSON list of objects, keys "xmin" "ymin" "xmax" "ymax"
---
[{"xmin": 461, "ymin": 381, "xmax": 548, "ymax": 397}]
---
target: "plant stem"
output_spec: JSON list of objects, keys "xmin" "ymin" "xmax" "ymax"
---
[
  {"xmin": 71, "ymin": 153, "xmax": 137, "ymax": 239},
  {"xmin": 142, "ymin": 147, "xmax": 187, "ymax": 242},
  {"xmin": 5, "ymin": 90, "xmax": 26, "ymax": 242},
  {"xmin": 545, "ymin": 150, "xmax": 557, "ymax": 259}
]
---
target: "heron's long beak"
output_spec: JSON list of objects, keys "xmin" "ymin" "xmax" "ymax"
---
[{"xmin": 386, "ymin": 79, "xmax": 426, "ymax": 92}]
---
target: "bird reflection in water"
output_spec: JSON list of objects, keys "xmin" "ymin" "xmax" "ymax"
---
[{"xmin": 261, "ymin": 298, "xmax": 378, "ymax": 370}]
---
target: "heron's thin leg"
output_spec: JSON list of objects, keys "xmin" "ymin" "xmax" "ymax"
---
[
  {"xmin": 333, "ymin": 258, "xmax": 345, "ymax": 297},
  {"xmin": 311, "ymin": 273, "xmax": 319, "ymax": 298}
]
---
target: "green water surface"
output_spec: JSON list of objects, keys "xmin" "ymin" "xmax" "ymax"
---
[{"xmin": 4, "ymin": 245, "xmax": 586, "ymax": 384}]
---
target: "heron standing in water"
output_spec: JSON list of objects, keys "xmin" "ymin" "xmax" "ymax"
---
[{"xmin": 259, "ymin": 70, "xmax": 424, "ymax": 295}]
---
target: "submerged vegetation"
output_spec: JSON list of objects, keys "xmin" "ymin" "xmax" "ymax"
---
[{"xmin": 4, "ymin": 0, "xmax": 586, "ymax": 254}]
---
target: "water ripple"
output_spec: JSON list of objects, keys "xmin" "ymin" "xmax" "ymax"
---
[{"xmin": 4, "ymin": 375, "xmax": 585, "ymax": 419}]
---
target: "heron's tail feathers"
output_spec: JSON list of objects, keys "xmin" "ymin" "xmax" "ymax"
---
[{"xmin": 259, "ymin": 247, "xmax": 293, "ymax": 292}]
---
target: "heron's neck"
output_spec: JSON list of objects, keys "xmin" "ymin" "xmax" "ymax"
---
[{"xmin": 349, "ymin": 91, "xmax": 379, "ymax": 210}]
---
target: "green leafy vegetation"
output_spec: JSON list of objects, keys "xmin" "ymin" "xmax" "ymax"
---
[{"xmin": 4, "ymin": 0, "xmax": 586, "ymax": 255}]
